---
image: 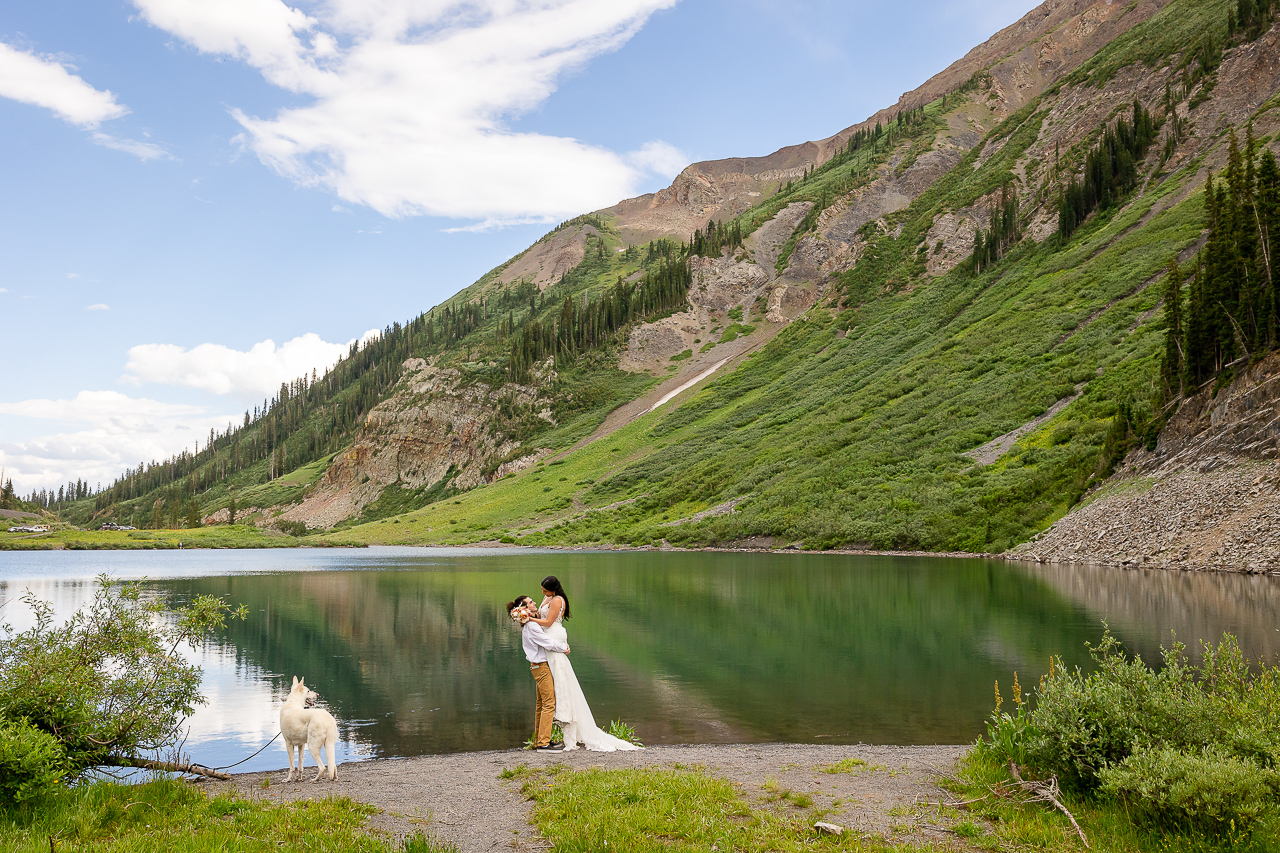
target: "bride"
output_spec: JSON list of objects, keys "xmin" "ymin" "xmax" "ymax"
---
[{"xmin": 524, "ymin": 576, "xmax": 641, "ymax": 752}]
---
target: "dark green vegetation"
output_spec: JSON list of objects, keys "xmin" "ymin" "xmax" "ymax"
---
[
  {"xmin": 1055, "ymin": 101, "xmax": 1159, "ymax": 242},
  {"xmin": 0, "ymin": 777, "xmax": 450, "ymax": 853},
  {"xmin": 1169, "ymin": 129, "xmax": 1280, "ymax": 387},
  {"xmin": 523, "ymin": 112, "xmax": 1199, "ymax": 551},
  {"xmin": 967, "ymin": 631, "xmax": 1280, "ymax": 851},
  {"xmin": 0, "ymin": 579, "xmax": 245, "ymax": 804}
]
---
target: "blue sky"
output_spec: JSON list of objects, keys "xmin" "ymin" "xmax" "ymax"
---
[{"xmin": 0, "ymin": 0, "xmax": 1036, "ymax": 495}]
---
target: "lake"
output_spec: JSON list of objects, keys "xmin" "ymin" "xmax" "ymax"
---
[{"xmin": 1, "ymin": 547, "xmax": 1277, "ymax": 774}]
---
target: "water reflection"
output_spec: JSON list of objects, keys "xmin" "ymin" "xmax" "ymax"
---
[{"xmin": 1, "ymin": 549, "xmax": 1276, "ymax": 771}]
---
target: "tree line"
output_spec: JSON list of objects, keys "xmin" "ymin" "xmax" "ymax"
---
[
  {"xmin": 1164, "ymin": 127, "xmax": 1280, "ymax": 390},
  {"xmin": 507, "ymin": 254, "xmax": 691, "ymax": 381},
  {"xmin": 1057, "ymin": 100, "xmax": 1159, "ymax": 242}
]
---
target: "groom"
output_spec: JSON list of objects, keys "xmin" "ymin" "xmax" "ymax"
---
[{"xmin": 508, "ymin": 596, "xmax": 569, "ymax": 751}]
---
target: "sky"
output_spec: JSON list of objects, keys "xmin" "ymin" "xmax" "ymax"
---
[{"xmin": 0, "ymin": 0, "xmax": 1038, "ymax": 496}]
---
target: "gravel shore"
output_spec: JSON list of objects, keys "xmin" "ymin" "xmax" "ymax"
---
[{"xmin": 209, "ymin": 743, "xmax": 970, "ymax": 851}]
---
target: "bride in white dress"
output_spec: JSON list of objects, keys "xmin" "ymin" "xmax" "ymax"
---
[{"xmin": 525, "ymin": 576, "xmax": 641, "ymax": 752}]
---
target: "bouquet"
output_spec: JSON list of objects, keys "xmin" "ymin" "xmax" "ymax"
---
[{"xmin": 510, "ymin": 604, "xmax": 533, "ymax": 625}]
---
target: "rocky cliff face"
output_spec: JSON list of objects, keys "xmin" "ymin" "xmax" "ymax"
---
[
  {"xmin": 601, "ymin": 0, "xmax": 1174, "ymax": 248},
  {"xmin": 1012, "ymin": 352, "xmax": 1280, "ymax": 573},
  {"xmin": 281, "ymin": 359, "xmax": 549, "ymax": 528}
]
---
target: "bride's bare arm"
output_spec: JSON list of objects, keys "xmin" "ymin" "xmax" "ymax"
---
[{"xmin": 528, "ymin": 596, "xmax": 564, "ymax": 627}]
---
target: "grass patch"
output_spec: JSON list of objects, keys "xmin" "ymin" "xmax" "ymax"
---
[
  {"xmin": 0, "ymin": 777, "xmax": 412, "ymax": 853},
  {"xmin": 0, "ymin": 525, "xmax": 349, "ymax": 551},
  {"xmin": 819, "ymin": 758, "xmax": 883, "ymax": 774},
  {"xmin": 719, "ymin": 323, "xmax": 756, "ymax": 344},
  {"xmin": 528, "ymin": 766, "xmax": 888, "ymax": 852}
]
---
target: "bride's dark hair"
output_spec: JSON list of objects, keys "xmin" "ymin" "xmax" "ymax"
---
[{"xmin": 541, "ymin": 575, "xmax": 570, "ymax": 620}]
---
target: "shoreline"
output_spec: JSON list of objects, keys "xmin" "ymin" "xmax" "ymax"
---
[
  {"xmin": 5, "ymin": 533, "xmax": 1278, "ymax": 575},
  {"xmin": 209, "ymin": 742, "xmax": 972, "ymax": 853}
]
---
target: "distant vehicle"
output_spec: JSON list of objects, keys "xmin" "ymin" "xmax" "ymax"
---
[{"xmin": 7, "ymin": 525, "xmax": 48, "ymax": 533}]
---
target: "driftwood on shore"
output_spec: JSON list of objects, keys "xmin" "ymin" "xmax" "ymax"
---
[
  {"xmin": 1006, "ymin": 762, "xmax": 1088, "ymax": 847},
  {"xmin": 105, "ymin": 756, "xmax": 231, "ymax": 781}
]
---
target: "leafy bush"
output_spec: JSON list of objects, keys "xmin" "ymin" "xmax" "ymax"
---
[
  {"xmin": 0, "ymin": 717, "xmax": 67, "ymax": 806},
  {"xmin": 0, "ymin": 577, "xmax": 245, "ymax": 780},
  {"xmin": 980, "ymin": 630, "xmax": 1280, "ymax": 835},
  {"xmin": 1025, "ymin": 633, "xmax": 1279, "ymax": 793},
  {"xmin": 1099, "ymin": 746, "xmax": 1280, "ymax": 831}
]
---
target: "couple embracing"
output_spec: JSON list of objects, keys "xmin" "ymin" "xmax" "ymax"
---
[{"xmin": 506, "ymin": 576, "xmax": 641, "ymax": 752}]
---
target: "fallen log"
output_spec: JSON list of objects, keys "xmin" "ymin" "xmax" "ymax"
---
[{"xmin": 104, "ymin": 756, "xmax": 231, "ymax": 781}]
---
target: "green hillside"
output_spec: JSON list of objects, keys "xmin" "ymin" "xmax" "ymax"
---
[{"xmin": 47, "ymin": 0, "xmax": 1280, "ymax": 552}]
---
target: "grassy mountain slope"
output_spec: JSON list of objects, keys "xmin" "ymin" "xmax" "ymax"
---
[{"xmin": 55, "ymin": 0, "xmax": 1280, "ymax": 555}]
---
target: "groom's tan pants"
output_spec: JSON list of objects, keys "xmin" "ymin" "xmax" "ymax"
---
[{"xmin": 531, "ymin": 662, "xmax": 555, "ymax": 747}]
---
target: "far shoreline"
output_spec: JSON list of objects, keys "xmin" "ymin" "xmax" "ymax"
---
[{"xmin": 4, "ymin": 533, "xmax": 1277, "ymax": 575}]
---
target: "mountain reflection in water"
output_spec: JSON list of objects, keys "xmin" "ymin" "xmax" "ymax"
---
[{"xmin": 1, "ymin": 549, "xmax": 1276, "ymax": 770}]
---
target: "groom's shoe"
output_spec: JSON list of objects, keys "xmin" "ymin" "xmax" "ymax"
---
[
  {"xmin": 535, "ymin": 743, "xmax": 564, "ymax": 751},
  {"xmin": 549, "ymin": 740, "xmax": 564, "ymax": 748}
]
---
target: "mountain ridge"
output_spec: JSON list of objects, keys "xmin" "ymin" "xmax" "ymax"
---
[{"xmin": 28, "ymin": 0, "xmax": 1280, "ymax": 570}]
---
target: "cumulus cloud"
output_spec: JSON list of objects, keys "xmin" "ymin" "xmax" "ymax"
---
[
  {"xmin": 121, "ymin": 329, "xmax": 379, "ymax": 403},
  {"xmin": 0, "ymin": 40, "xmax": 169, "ymax": 160},
  {"xmin": 133, "ymin": 0, "xmax": 686, "ymax": 222},
  {"xmin": 0, "ymin": 391, "xmax": 236, "ymax": 493},
  {"xmin": 0, "ymin": 329, "xmax": 383, "ymax": 493},
  {"xmin": 0, "ymin": 41, "xmax": 128, "ymax": 127}
]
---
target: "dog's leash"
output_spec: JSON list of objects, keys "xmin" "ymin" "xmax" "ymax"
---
[{"xmin": 212, "ymin": 732, "xmax": 283, "ymax": 771}]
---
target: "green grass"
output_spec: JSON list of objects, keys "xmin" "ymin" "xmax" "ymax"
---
[
  {"xmin": 719, "ymin": 323, "xmax": 756, "ymax": 344},
  {"xmin": 523, "ymin": 766, "xmax": 898, "ymax": 852},
  {"xmin": 0, "ymin": 524, "xmax": 346, "ymax": 551},
  {"xmin": 0, "ymin": 777, "xmax": 418, "ymax": 853}
]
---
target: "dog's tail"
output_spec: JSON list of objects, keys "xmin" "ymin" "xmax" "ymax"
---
[{"xmin": 325, "ymin": 727, "xmax": 338, "ymax": 781}]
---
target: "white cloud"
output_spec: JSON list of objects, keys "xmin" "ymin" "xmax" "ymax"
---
[
  {"xmin": 0, "ymin": 288, "xmax": 8, "ymax": 294},
  {"xmin": 0, "ymin": 41, "xmax": 128, "ymax": 128},
  {"xmin": 626, "ymin": 141, "xmax": 688, "ymax": 180},
  {"xmin": 85, "ymin": 303, "xmax": 109, "ymax": 311},
  {"xmin": 121, "ymin": 329, "xmax": 379, "ymax": 402},
  {"xmin": 90, "ymin": 131, "xmax": 171, "ymax": 161},
  {"xmin": 133, "ymin": 0, "xmax": 686, "ymax": 222},
  {"xmin": 0, "ymin": 41, "xmax": 169, "ymax": 161},
  {"xmin": 0, "ymin": 391, "xmax": 236, "ymax": 493}
]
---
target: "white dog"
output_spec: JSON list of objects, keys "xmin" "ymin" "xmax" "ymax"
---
[{"xmin": 280, "ymin": 675, "xmax": 339, "ymax": 782}]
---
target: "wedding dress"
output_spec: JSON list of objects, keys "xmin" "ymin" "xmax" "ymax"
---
[{"xmin": 540, "ymin": 599, "xmax": 641, "ymax": 752}]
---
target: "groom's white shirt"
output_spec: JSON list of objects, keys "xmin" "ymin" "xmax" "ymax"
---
[{"xmin": 521, "ymin": 621, "xmax": 568, "ymax": 663}]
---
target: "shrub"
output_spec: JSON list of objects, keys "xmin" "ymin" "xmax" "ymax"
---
[
  {"xmin": 980, "ymin": 630, "xmax": 1280, "ymax": 835},
  {"xmin": 1025, "ymin": 633, "xmax": 1253, "ymax": 792},
  {"xmin": 0, "ymin": 717, "xmax": 68, "ymax": 806},
  {"xmin": 0, "ymin": 577, "xmax": 245, "ymax": 778},
  {"xmin": 1099, "ymin": 745, "xmax": 1280, "ymax": 831}
]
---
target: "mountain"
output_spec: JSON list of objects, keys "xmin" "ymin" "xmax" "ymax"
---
[{"xmin": 59, "ymin": 0, "xmax": 1280, "ymax": 567}]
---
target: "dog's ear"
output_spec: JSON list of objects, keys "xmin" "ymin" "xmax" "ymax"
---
[{"xmin": 292, "ymin": 676, "xmax": 299, "ymax": 686}]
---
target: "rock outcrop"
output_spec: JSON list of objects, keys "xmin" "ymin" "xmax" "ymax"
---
[
  {"xmin": 1012, "ymin": 353, "xmax": 1280, "ymax": 572},
  {"xmin": 281, "ymin": 359, "xmax": 549, "ymax": 528}
]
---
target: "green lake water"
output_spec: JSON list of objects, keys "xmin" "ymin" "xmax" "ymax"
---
[{"xmin": 1, "ymin": 547, "xmax": 1277, "ymax": 771}]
